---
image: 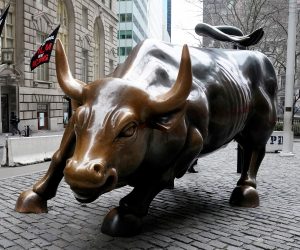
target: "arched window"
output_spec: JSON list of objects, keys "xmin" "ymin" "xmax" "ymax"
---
[
  {"xmin": 93, "ymin": 18, "xmax": 105, "ymax": 79},
  {"xmin": 36, "ymin": 32, "xmax": 49, "ymax": 81},
  {"xmin": 57, "ymin": 0, "xmax": 68, "ymax": 56},
  {"xmin": 1, "ymin": 7, "xmax": 14, "ymax": 49}
]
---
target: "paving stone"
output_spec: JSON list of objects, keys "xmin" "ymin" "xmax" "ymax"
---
[
  {"xmin": 262, "ymin": 239, "xmax": 291, "ymax": 250},
  {"xmin": 192, "ymin": 241, "xmax": 215, "ymax": 250},
  {"xmin": 45, "ymin": 246, "xmax": 62, "ymax": 250},
  {"xmin": 219, "ymin": 236, "xmax": 243, "ymax": 247},
  {"xmin": 13, "ymin": 238, "xmax": 35, "ymax": 249},
  {"xmin": 0, "ymin": 238, "xmax": 16, "ymax": 248},
  {"xmin": 1, "ymin": 232, "xmax": 20, "ymax": 241},
  {"xmin": 173, "ymin": 241, "xmax": 199, "ymax": 250},
  {"xmin": 187, "ymin": 233, "xmax": 211, "ymax": 243},
  {"xmin": 243, "ymin": 245, "xmax": 265, "ymax": 250},
  {"xmin": 209, "ymin": 239, "xmax": 227, "ymax": 248},
  {"xmin": 31, "ymin": 238, "xmax": 52, "ymax": 248},
  {"xmin": 286, "ymin": 242, "xmax": 300, "ymax": 249},
  {"xmin": 170, "ymin": 234, "xmax": 193, "ymax": 244},
  {"xmin": 152, "ymin": 234, "xmax": 175, "ymax": 243},
  {"xmin": 227, "ymin": 247, "xmax": 244, "ymax": 250},
  {"xmin": 198, "ymin": 231, "xmax": 219, "ymax": 240},
  {"xmin": 20, "ymin": 231, "xmax": 37, "ymax": 240},
  {"xmin": 6, "ymin": 246, "xmax": 26, "ymax": 250},
  {"xmin": 252, "ymin": 241, "xmax": 276, "ymax": 250}
]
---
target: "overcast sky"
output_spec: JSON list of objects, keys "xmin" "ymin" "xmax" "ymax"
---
[{"xmin": 171, "ymin": 0, "xmax": 203, "ymax": 46}]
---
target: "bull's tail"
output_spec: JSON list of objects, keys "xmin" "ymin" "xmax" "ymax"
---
[{"xmin": 195, "ymin": 23, "xmax": 264, "ymax": 49}]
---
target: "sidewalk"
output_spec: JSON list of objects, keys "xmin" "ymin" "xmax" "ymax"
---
[{"xmin": 0, "ymin": 141, "xmax": 299, "ymax": 249}]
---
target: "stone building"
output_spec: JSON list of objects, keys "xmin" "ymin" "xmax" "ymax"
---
[{"xmin": 0, "ymin": 0, "xmax": 118, "ymax": 133}]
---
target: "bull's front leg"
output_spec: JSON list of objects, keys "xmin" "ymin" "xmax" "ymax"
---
[
  {"xmin": 15, "ymin": 116, "xmax": 76, "ymax": 213},
  {"xmin": 101, "ymin": 127, "xmax": 202, "ymax": 237},
  {"xmin": 101, "ymin": 170, "xmax": 173, "ymax": 237}
]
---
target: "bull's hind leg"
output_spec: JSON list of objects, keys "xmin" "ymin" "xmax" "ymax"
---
[
  {"xmin": 230, "ymin": 82, "xmax": 276, "ymax": 207},
  {"xmin": 15, "ymin": 117, "xmax": 76, "ymax": 213},
  {"xmin": 230, "ymin": 142, "xmax": 266, "ymax": 207}
]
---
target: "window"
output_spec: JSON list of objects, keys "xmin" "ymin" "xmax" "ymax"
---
[
  {"xmin": 119, "ymin": 47, "xmax": 132, "ymax": 56},
  {"xmin": 133, "ymin": 31, "xmax": 141, "ymax": 43},
  {"xmin": 36, "ymin": 33, "xmax": 49, "ymax": 81},
  {"xmin": 109, "ymin": 0, "xmax": 112, "ymax": 9},
  {"xmin": 93, "ymin": 19, "xmax": 105, "ymax": 79},
  {"xmin": 119, "ymin": 13, "xmax": 132, "ymax": 22},
  {"xmin": 118, "ymin": 30, "xmax": 132, "ymax": 39},
  {"xmin": 109, "ymin": 26, "xmax": 114, "ymax": 42},
  {"xmin": 57, "ymin": 0, "xmax": 69, "ymax": 56},
  {"xmin": 82, "ymin": 6, "xmax": 88, "ymax": 29},
  {"xmin": 34, "ymin": 0, "xmax": 48, "ymax": 7},
  {"xmin": 93, "ymin": 23, "xmax": 101, "ymax": 79},
  {"xmin": 109, "ymin": 59, "xmax": 114, "ymax": 74},
  {"xmin": 1, "ymin": 7, "xmax": 15, "ymax": 50},
  {"xmin": 82, "ymin": 49, "xmax": 88, "ymax": 82}
]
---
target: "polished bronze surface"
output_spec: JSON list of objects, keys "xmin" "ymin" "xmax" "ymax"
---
[
  {"xmin": 16, "ymin": 36, "xmax": 277, "ymax": 236},
  {"xmin": 195, "ymin": 23, "xmax": 264, "ymax": 48}
]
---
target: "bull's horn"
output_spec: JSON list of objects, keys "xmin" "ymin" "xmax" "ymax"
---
[
  {"xmin": 55, "ymin": 39, "xmax": 85, "ymax": 102},
  {"xmin": 151, "ymin": 44, "xmax": 192, "ymax": 113}
]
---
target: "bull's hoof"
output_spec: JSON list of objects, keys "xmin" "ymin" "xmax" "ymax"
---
[
  {"xmin": 15, "ymin": 190, "xmax": 48, "ymax": 213},
  {"xmin": 229, "ymin": 186, "xmax": 259, "ymax": 208},
  {"xmin": 101, "ymin": 207, "xmax": 143, "ymax": 237}
]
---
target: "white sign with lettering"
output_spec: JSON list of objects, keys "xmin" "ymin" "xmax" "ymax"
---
[{"xmin": 266, "ymin": 131, "xmax": 284, "ymax": 152}]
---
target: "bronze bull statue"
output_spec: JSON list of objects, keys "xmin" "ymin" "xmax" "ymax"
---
[{"xmin": 16, "ymin": 36, "xmax": 277, "ymax": 236}]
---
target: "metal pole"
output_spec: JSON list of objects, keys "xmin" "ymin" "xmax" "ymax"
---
[{"xmin": 280, "ymin": 0, "xmax": 297, "ymax": 157}]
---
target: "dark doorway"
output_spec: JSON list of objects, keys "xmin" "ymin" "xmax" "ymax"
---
[{"xmin": 1, "ymin": 94, "xmax": 9, "ymax": 132}]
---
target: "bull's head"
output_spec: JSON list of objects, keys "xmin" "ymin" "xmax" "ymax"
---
[{"xmin": 55, "ymin": 39, "xmax": 192, "ymax": 203}]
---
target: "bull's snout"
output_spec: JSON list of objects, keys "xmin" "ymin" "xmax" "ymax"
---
[{"xmin": 64, "ymin": 159, "xmax": 117, "ymax": 203}]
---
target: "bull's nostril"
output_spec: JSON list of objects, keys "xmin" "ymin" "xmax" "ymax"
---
[{"xmin": 92, "ymin": 164, "xmax": 102, "ymax": 173}]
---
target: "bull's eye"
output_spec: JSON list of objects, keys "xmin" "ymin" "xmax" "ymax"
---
[
  {"xmin": 159, "ymin": 116, "xmax": 169, "ymax": 124},
  {"xmin": 118, "ymin": 123, "xmax": 137, "ymax": 138}
]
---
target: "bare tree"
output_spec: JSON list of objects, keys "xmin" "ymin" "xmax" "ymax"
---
[{"xmin": 193, "ymin": 0, "xmax": 300, "ymax": 120}]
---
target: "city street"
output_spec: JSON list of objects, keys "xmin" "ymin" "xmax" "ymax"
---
[{"xmin": 0, "ymin": 141, "xmax": 299, "ymax": 250}]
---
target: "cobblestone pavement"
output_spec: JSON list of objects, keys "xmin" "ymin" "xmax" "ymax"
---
[{"xmin": 0, "ymin": 142, "xmax": 299, "ymax": 250}]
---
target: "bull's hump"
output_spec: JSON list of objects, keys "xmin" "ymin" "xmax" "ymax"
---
[
  {"xmin": 116, "ymin": 40, "xmax": 179, "ymax": 91},
  {"xmin": 115, "ymin": 39, "xmax": 213, "ymax": 94}
]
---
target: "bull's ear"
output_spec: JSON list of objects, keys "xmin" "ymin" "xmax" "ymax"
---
[{"xmin": 151, "ymin": 107, "xmax": 186, "ymax": 131}]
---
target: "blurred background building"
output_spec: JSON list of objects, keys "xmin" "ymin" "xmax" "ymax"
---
[{"xmin": 116, "ymin": 0, "xmax": 170, "ymax": 63}]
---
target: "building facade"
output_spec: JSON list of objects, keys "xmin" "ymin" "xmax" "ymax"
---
[
  {"xmin": 116, "ymin": 0, "xmax": 169, "ymax": 63},
  {"xmin": 117, "ymin": 0, "xmax": 148, "ymax": 63},
  {"xmin": 0, "ymin": 0, "xmax": 118, "ymax": 133},
  {"xmin": 166, "ymin": 0, "xmax": 171, "ymax": 39},
  {"xmin": 148, "ymin": 0, "xmax": 170, "ymax": 42}
]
